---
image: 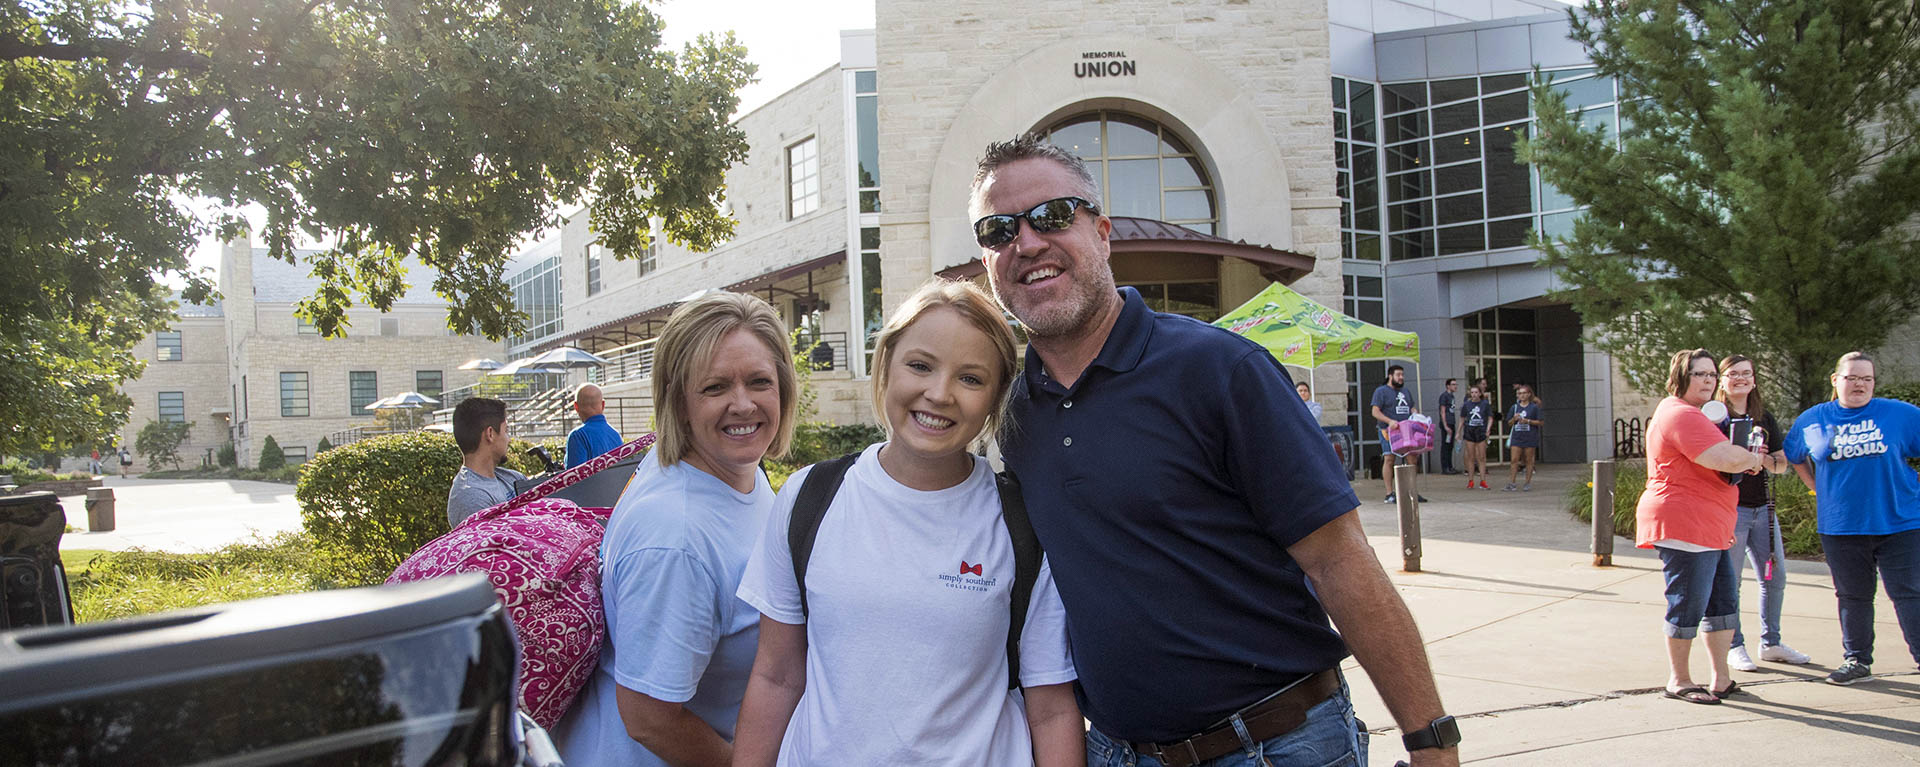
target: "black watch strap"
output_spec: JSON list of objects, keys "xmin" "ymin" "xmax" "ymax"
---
[{"xmin": 1402, "ymin": 715, "xmax": 1460, "ymax": 751}]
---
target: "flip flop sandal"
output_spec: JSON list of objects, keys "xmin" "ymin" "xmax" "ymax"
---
[
  {"xmin": 1712, "ymin": 680, "xmax": 1741, "ymax": 699},
  {"xmin": 1663, "ymin": 686, "xmax": 1720, "ymax": 705}
]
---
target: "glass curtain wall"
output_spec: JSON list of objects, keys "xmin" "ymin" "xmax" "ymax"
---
[
  {"xmin": 1333, "ymin": 77, "xmax": 1382, "ymax": 261},
  {"xmin": 1342, "ymin": 275, "xmax": 1387, "ymax": 472},
  {"xmin": 1463, "ymin": 308, "xmax": 1539, "ymax": 462},
  {"xmin": 1045, "ymin": 112, "xmax": 1218, "ymax": 234},
  {"xmin": 846, "ymin": 69, "xmax": 881, "ymax": 370},
  {"xmin": 508, "ymin": 253, "xmax": 564, "ymax": 349}
]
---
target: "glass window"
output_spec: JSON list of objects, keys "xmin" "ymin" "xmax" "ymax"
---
[
  {"xmin": 1388, "ymin": 200, "xmax": 1432, "ymax": 232},
  {"xmin": 156, "ymin": 330, "xmax": 182, "ymax": 361},
  {"xmin": 1488, "ymin": 217, "xmax": 1533, "ymax": 249},
  {"xmin": 1437, "ymin": 223, "xmax": 1485, "ymax": 255},
  {"xmin": 1353, "ymin": 180, "xmax": 1379, "ymax": 230},
  {"xmin": 1352, "ymin": 146, "xmax": 1378, "ymax": 180},
  {"xmin": 280, "ymin": 372, "xmax": 309, "ymax": 418},
  {"xmin": 585, "ymin": 245, "xmax": 602, "ymax": 296},
  {"xmin": 1385, "ymin": 112, "xmax": 1427, "ymax": 144},
  {"xmin": 1437, "ymin": 193, "xmax": 1484, "ymax": 226},
  {"xmin": 350, "ymin": 371, "xmax": 378, "ymax": 415},
  {"xmin": 1482, "ymin": 92, "xmax": 1528, "ymax": 125},
  {"xmin": 1355, "ymin": 275, "xmax": 1383, "ymax": 298},
  {"xmin": 416, "ymin": 370, "xmax": 444, "ymax": 398},
  {"xmin": 508, "ymin": 252, "xmax": 564, "ymax": 348},
  {"xmin": 1124, "ymin": 281, "xmax": 1220, "ymax": 322},
  {"xmin": 158, "ymin": 392, "xmax": 185, "ymax": 423},
  {"xmin": 1431, "ymin": 102, "xmax": 1477, "ymax": 137},
  {"xmin": 282, "ymin": 446, "xmax": 309, "ymax": 465},
  {"xmin": 1349, "ymin": 82, "xmax": 1376, "ymax": 142},
  {"xmin": 1334, "ymin": 112, "xmax": 1347, "ymax": 140},
  {"xmin": 1385, "ymin": 140, "xmax": 1429, "ymax": 173},
  {"xmin": 855, "ymin": 70, "xmax": 876, "ymax": 94},
  {"xmin": 861, "ymin": 226, "xmax": 882, "ymax": 356},
  {"xmin": 1382, "ymin": 82, "xmax": 1426, "ymax": 114},
  {"xmin": 1580, "ymin": 105, "xmax": 1616, "ymax": 140},
  {"xmin": 296, "ymin": 317, "xmax": 318, "ymax": 335},
  {"xmin": 1540, "ymin": 210, "xmax": 1583, "ymax": 240},
  {"xmin": 788, "ymin": 137, "xmax": 820, "ymax": 218},
  {"xmin": 1390, "ymin": 230, "xmax": 1433, "ymax": 261},
  {"xmin": 1481, "ymin": 73, "xmax": 1526, "ymax": 93},
  {"xmin": 1435, "ymin": 162, "xmax": 1482, "ymax": 195},
  {"xmin": 1046, "ymin": 112, "xmax": 1217, "ymax": 230},
  {"xmin": 1430, "ymin": 77, "xmax": 1478, "ymax": 104},
  {"xmin": 1351, "ymin": 233, "xmax": 1381, "ymax": 261},
  {"xmin": 1483, "ymin": 127, "xmax": 1531, "ymax": 217},
  {"xmin": 1386, "ymin": 171, "xmax": 1430, "ymax": 203},
  {"xmin": 1433, "ymin": 132, "xmax": 1480, "ymax": 165},
  {"xmin": 855, "ymin": 87, "xmax": 880, "ymax": 208},
  {"xmin": 1553, "ymin": 76, "xmax": 1616, "ymax": 110},
  {"xmin": 637, "ymin": 228, "xmax": 658, "ymax": 277}
]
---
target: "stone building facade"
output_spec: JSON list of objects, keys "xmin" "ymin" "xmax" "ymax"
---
[{"xmin": 113, "ymin": 301, "xmax": 230, "ymax": 472}]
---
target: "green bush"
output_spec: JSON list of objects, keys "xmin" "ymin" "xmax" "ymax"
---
[
  {"xmin": 258, "ymin": 435, "xmax": 286, "ymax": 471},
  {"xmin": 70, "ymin": 533, "xmax": 329, "ymax": 622},
  {"xmin": 216, "ymin": 441, "xmax": 237, "ymax": 467},
  {"xmin": 766, "ymin": 421, "xmax": 888, "ymax": 492},
  {"xmin": 0, "ymin": 457, "xmax": 90, "ymax": 484},
  {"xmin": 296, "ymin": 431, "xmax": 461, "ymax": 586},
  {"xmin": 316, "ymin": 436, "xmax": 335, "ymax": 454},
  {"xmin": 295, "ymin": 431, "xmax": 547, "ymax": 586},
  {"xmin": 1564, "ymin": 460, "xmax": 1824, "ymax": 557}
]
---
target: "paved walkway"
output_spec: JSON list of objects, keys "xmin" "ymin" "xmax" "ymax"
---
[
  {"xmin": 55, "ymin": 475, "xmax": 303, "ymax": 552},
  {"xmin": 1348, "ymin": 462, "xmax": 1920, "ymax": 764},
  {"xmin": 43, "ymin": 467, "xmax": 1920, "ymax": 763}
]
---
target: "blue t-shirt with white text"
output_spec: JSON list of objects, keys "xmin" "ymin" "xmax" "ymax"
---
[
  {"xmin": 1371, "ymin": 383, "xmax": 1413, "ymax": 426},
  {"xmin": 1783, "ymin": 398, "xmax": 1920, "ymax": 536}
]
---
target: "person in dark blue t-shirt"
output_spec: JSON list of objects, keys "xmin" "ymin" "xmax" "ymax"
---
[
  {"xmin": 565, "ymin": 383, "xmax": 623, "ymax": 468},
  {"xmin": 968, "ymin": 136, "xmax": 1458, "ymax": 767},
  {"xmin": 1784, "ymin": 351, "xmax": 1920, "ymax": 686},
  {"xmin": 1502, "ymin": 384, "xmax": 1543, "ymax": 492},
  {"xmin": 1371, "ymin": 365, "xmax": 1426, "ymax": 504}
]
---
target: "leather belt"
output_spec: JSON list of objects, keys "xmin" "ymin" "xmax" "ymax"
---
[{"xmin": 1124, "ymin": 669, "xmax": 1342, "ymax": 767}]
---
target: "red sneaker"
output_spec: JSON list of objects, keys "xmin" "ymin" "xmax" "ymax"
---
[
  {"xmin": 1467, "ymin": 479, "xmax": 1475, "ymax": 490},
  {"xmin": 1479, "ymin": 480, "xmax": 1490, "ymax": 489}
]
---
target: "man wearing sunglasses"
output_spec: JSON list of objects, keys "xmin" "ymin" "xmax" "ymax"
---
[{"xmin": 970, "ymin": 135, "xmax": 1457, "ymax": 767}]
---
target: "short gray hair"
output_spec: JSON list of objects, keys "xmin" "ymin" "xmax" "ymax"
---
[{"xmin": 968, "ymin": 134, "xmax": 1103, "ymax": 218}]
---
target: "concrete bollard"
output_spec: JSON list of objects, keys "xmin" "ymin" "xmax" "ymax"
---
[
  {"xmin": 1394, "ymin": 464, "xmax": 1421, "ymax": 572},
  {"xmin": 1592, "ymin": 460, "xmax": 1615, "ymax": 567},
  {"xmin": 85, "ymin": 487, "xmax": 116, "ymax": 533}
]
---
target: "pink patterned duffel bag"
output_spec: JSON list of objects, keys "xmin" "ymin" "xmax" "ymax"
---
[{"xmin": 389, "ymin": 433, "xmax": 655, "ymax": 728}]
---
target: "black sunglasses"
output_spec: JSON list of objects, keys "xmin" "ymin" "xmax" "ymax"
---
[{"xmin": 972, "ymin": 196, "xmax": 1100, "ymax": 248}]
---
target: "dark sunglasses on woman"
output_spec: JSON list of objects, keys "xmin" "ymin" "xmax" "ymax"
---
[{"xmin": 972, "ymin": 196, "xmax": 1099, "ymax": 248}]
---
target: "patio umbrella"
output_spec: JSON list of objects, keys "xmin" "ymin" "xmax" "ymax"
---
[
  {"xmin": 364, "ymin": 391, "xmax": 441, "ymax": 411},
  {"xmin": 527, "ymin": 346, "xmax": 610, "ymax": 369},
  {"xmin": 458, "ymin": 358, "xmax": 504, "ymax": 371},
  {"xmin": 489, "ymin": 358, "xmax": 567, "ymax": 376}
]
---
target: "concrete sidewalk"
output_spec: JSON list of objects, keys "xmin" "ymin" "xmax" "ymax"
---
[
  {"xmin": 55, "ymin": 475, "xmax": 303, "ymax": 552},
  {"xmin": 1348, "ymin": 463, "xmax": 1920, "ymax": 764}
]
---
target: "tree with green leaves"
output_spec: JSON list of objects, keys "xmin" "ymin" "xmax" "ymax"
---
[
  {"xmin": 1, "ymin": 0, "xmax": 754, "ymax": 454},
  {"xmin": 258, "ymin": 435, "xmax": 286, "ymax": 471},
  {"xmin": 134, "ymin": 419, "xmax": 192, "ymax": 470},
  {"xmin": 1522, "ymin": 0, "xmax": 1920, "ymax": 411}
]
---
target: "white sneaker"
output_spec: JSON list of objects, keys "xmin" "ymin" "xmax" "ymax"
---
[
  {"xmin": 1728, "ymin": 646, "xmax": 1758, "ymax": 672},
  {"xmin": 1760, "ymin": 643, "xmax": 1812, "ymax": 664}
]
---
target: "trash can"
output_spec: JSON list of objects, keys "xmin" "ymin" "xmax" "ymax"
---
[
  {"xmin": 0, "ymin": 491, "xmax": 74, "ymax": 630},
  {"xmin": 85, "ymin": 487, "xmax": 115, "ymax": 533}
]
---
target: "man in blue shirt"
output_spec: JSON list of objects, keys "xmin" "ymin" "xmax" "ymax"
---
[
  {"xmin": 970, "ymin": 136, "xmax": 1457, "ymax": 767},
  {"xmin": 1371, "ymin": 365, "xmax": 1426, "ymax": 504},
  {"xmin": 566, "ymin": 382, "xmax": 622, "ymax": 468},
  {"xmin": 1784, "ymin": 351, "xmax": 1920, "ymax": 686}
]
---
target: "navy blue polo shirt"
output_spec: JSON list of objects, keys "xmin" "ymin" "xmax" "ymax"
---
[{"xmin": 1003, "ymin": 288, "xmax": 1359, "ymax": 743}]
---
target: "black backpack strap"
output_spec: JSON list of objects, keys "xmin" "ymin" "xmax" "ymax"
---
[
  {"xmin": 996, "ymin": 470, "xmax": 1044, "ymax": 691},
  {"xmin": 787, "ymin": 452, "xmax": 861, "ymax": 619}
]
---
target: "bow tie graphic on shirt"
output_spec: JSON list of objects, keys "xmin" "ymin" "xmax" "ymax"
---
[{"xmin": 959, "ymin": 561, "xmax": 983, "ymax": 576}]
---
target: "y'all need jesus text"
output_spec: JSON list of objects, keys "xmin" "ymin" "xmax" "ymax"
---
[{"xmin": 1829, "ymin": 419, "xmax": 1889, "ymax": 460}]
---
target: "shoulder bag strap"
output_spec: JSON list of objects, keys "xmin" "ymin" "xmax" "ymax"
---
[{"xmin": 787, "ymin": 452, "xmax": 861, "ymax": 619}]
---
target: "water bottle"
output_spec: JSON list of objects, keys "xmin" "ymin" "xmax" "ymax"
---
[{"xmin": 1747, "ymin": 426, "xmax": 1767, "ymax": 469}]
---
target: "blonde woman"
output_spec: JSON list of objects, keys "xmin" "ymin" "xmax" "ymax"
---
[
  {"xmin": 556, "ymin": 292, "xmax": 798, "ymax": 767},
  {"xmin": 734, "ymin": 279, "xmax": 1081, "ymax": 766}
]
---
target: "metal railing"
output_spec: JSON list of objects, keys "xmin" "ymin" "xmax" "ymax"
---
[
  {"xmin": 327, "ymin": 425, "xmax": 413, "ymax": 447},
  {"xmin": 795, "ymin": 331, "xmax": 850, "ymax": 372},
  {"xmin": 589, "ymin": 338, "xmax": 657, "ymax": 386}
]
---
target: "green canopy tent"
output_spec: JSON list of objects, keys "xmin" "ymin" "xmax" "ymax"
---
[{"xmin": 1213, "ymin": 280, "xmax": 1423, "ymax": 403}]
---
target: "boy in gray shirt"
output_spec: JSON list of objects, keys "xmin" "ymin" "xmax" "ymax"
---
[{"xmin": 446, "ymin": 397, "xmax": 527, "ymax": 526}]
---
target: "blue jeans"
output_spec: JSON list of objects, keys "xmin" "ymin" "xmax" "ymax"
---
[
  {"xmin": 1728, "ymin": 504, "xmax": 1787, "ymax": 648},
  {"xmin": 1821, "ymin": 529, "xmax": 1920, "ymax": 666},
  {"xmin": 1657, "ymin": 546, "xmax": 1738, "ymax": 639},
  {"xmin": 1085, "ymin": 679, "xmax": 1368, "ymax": 767}
]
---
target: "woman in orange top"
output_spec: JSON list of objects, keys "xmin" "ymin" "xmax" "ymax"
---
[{"xmin": 1636, "ymin": 349, "xmax": 1767, "ymax": 705}]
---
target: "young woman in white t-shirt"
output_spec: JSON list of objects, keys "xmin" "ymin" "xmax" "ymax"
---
[{"xmin": 733, "ymin": 280, "xmax": 1083, "ymax": 766}]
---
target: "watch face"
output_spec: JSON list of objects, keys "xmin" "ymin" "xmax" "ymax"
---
[{"xmin": 1434, "ymin": 715, "xmax": 1461, "ymax": 746}]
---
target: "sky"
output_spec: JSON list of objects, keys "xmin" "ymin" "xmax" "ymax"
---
[{"xmin": 180, "ymin": 0, "xmax": 878, "ymax": 282}]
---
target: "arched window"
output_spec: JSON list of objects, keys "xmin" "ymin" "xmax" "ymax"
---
[{"xmin": 1046, "ymin": 112, "xmax": 1217, "ymax": 235}]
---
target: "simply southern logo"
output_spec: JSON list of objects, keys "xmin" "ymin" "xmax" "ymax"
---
[{"xmin": 938, "ymin": 560, "xmax": 997, "ymax": 592}]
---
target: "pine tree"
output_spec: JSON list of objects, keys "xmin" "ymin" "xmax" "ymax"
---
[
  {"xmin": 258, "ymin": 436, "xmax": 286, "ymax": 472},
  {"xmin": 1522, "ymin": 0, "xmax": 1920, "ymax": 410}
]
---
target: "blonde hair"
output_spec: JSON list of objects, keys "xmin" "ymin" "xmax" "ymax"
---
[
  {"xmin": 870, "ymin": 279, "xmax": 1020, "ymax": 442},
  {"xmin": 1665, "ymin": 348, "xmax": 1717, "ymax": 398},
  {"xmin": 651, "ymin": 292, "xmax": 798, "ymax": 466},
  {"xmin": 1832, "ymin": 351, "xmax": 1875, "ymax": 399}
]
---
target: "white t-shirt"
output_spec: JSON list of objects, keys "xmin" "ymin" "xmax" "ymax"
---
[
  {"xmin": 554, "ymin": 450, "xmax": 771, "ymax": 767},
  {"xmin": 737, "ymin": 444, "xmax": 1076, "ymax": 766}
]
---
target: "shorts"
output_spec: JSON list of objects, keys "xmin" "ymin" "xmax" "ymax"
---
[{"xmin": 1462, "ymin": 427, "xmax": 1486, "ymax": 443}]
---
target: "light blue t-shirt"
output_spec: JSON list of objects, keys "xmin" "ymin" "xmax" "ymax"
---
[
  {"xmin": 553, "ymin": 449, "xmax": 772, "ymax": 767},
  {"xmin": 1784, "ymin": 398, "xmax": 1920, "ymax": 536}
]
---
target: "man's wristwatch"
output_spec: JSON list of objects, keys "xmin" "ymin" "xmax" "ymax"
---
[{"xmin": 1402, "ymin": 715, "xmax": 1460, "ymax": 751}]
